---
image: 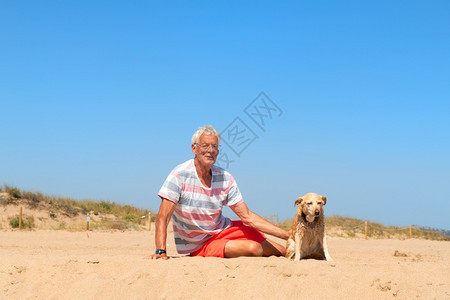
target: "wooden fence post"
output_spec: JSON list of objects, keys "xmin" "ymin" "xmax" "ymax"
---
[
  {"xmin": 19, "ymin": 207, "xmax": 23, "ymax": 230},
  {"xmin": 148, "ymin": 212, "xmax": 152, "ymax": 231},
  {"xmin": 365, "ymin": 221, "xmax": 368, "ymax": 240},
  {"xmin": 86, "ymin": 214, "xmax": 90, "ymax": 231},
  {"xmin": 409, "ymin": 225, "xmax": 412, "ymax": 238}
]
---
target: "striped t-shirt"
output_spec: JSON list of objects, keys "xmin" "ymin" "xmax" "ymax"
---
[{"xmin": 158, "ymin": 159, "xmax": 244, "ymax": 254}]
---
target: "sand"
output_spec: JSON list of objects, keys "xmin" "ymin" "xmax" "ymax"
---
[{"xmin": 1, "ymin": 229, "xmax": 449, "ymax": 300}]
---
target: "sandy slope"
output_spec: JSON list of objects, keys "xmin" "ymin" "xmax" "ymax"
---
[
  {"xmin": 0, "ymin": 201, "xmax": 140, "ymax": 231},
  {"xmin": 1, "ymin": 229, "xmax": 449, "ymax": 300}
]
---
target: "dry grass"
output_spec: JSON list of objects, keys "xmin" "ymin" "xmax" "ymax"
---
[
  {"xmin": 278, "ymin": 215, "xmax": 450, "ymax": 241},
  {"xmin": 1, "ymin": 184, "xmax": 155, "ymax": 230},
  {"xmin": 3, "ymin": 185, "xmax": 448, "ymax": 240},
  {"xmin": 9, "ymin": 215, "xmax": 35, "ymax": 229}
]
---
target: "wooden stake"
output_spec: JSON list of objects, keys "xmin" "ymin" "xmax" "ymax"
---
[
  {"xmin": 86, "ymin": 214, "xmax": 90, "ymax": 231},
  {"xmin": 148, "ymin": 212, "xmax": 152, "ymax": 231},
  {"xmin": 19, "ymin": 207, "xmax": 23, "ymax": 230},
  {"xmin": 364, "ymin": 221, "xmax": 368, "ymax": 240},
  {"xmin": 409, "ymin": 225, "xmax": 412, "ymax": 238}
]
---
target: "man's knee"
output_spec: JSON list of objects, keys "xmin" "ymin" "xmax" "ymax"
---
[
  {"xmin": 224, "ymin": 240, "xmax": 264, "ymax": 257},
  {"xmin": 246, "ymin": 241, "xmax": 263, "ymax": 257}
]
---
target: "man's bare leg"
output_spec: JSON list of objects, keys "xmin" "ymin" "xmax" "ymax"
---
[
  {"xmin": 261, "ymin": 239, "xmax": 286, "ymax": 257},
  {"xmin": 224, "ymin": 239, "xmax": 286, "ymax": 258}
]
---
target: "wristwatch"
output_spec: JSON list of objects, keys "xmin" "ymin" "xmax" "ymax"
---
[{"xmin": 155, "ymin": 249, "xmax": 167, "ymax": 255}]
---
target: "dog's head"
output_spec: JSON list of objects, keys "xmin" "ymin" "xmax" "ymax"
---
[{"xmin": 295, "ymin": 193, "xmax": 327, "ymax": 222}]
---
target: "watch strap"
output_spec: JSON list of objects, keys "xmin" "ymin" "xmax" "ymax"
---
[{"xmin": 155, "ymin": 249, "xmax": 167, "ymax": 255}]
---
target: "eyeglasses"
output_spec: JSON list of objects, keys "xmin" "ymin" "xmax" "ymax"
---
[{"xmin": 195, "ymin": 143, "xmax": 219, "ymax": 151}]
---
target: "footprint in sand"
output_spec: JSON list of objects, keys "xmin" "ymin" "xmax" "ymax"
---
[
  {"xmin": 393, "ymin": 250, "xmax": 408, "ymax": 257},
  {"xmin": 371, "ymin": 278, "xmax": 400, "ymax": 296},
  {"xmin": 8, "ymin": 266, "xmax": 26, "ymax": 275},
  {"xmin": 222, "ymin": 262, "xmax": 240, "ymax": 270}
]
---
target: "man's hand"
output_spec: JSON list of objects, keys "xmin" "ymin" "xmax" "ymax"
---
[
  {"xmin": 150, "ymin": 199, "xmax": 176, "ymax": 260},
  {"xmin": 146, "ymin": 253, "xmax": 169, "ymax": 260},
  {"xmin": 231, "ymin": 202, "xmax": 290, "ymax": 240}
]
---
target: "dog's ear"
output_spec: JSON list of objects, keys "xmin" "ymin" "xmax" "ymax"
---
[
  {"xmin": 321, "ymin": 195, "xmax": 327, "ymax": 205},
  {"xmin": 294, "ymin": 197, "xmax": 303, "ymax": 207}
]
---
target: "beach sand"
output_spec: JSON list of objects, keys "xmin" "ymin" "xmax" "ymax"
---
[{"xmin": 1, "ymin": 229, "xmax": 449, "ymax": 299}]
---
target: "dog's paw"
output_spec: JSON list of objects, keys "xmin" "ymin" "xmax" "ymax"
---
[{"xmin": 285, "ymin": 238, "xmax": 295, "ymax": 259}]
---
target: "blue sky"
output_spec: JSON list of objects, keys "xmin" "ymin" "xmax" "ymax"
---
[{"xmin": 1, "ymin": 1, "xmax": 449, "ymax": 230}]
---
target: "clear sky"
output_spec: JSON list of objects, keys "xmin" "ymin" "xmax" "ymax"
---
[{"xmin": 1, "ymin": 1, "xmax": 449, "ymax": 230}]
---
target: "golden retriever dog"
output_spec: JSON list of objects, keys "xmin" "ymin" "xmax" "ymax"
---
[{"xmin": 285, "ymin": 193, "xmax": 332, "ymax": 261}]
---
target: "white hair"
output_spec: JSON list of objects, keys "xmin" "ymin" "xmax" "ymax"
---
[{"xmin": 191, "ymin": 125, "xmax": 221, "ymax": 145}]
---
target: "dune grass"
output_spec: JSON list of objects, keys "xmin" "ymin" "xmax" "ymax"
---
[
  {"xmin": 325, "ymin": 215, "xmax": 450, "ymax": 241},
  {"xmin": 9, "ymin": 215, "xmax": 35, "ymax": 229},
  {"xmin": 277, "ymin": 215, "xmax": 450, "ymax": 241},
  {"xmin": 3, "ymin": 184, "xmax": 449, "ymax": 239},
  {"xmin": 2, "ymin": 184, "xmax": 156, "ymax": 230}
]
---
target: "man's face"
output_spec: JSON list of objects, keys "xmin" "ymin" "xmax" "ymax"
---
[{"xmin": 192, "ymin": 134, "xmax": 219, "ymax": 167}]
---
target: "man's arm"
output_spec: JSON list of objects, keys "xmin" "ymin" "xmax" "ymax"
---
[
  {"xmin": 231, "ymin": 202, "xmax": 289, "ymax": 240},
  {"xmin": 149, "ymin": 198, "xmax": 176, "ymax": 260}
]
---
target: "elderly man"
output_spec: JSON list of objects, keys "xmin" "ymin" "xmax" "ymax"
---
[{"xmin": 150, "ymin": 125, "xmax": 288, "ymax": 259}]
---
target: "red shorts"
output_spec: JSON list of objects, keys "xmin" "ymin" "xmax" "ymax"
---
[{"xmin": 190, "ymin": 221, "xmax": 266, "ymax": 258}]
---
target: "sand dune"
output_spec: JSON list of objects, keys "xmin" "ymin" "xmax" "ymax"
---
[{"xmin": 1, "ymin": 229, "xmax": 449, "ymax": 299}]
